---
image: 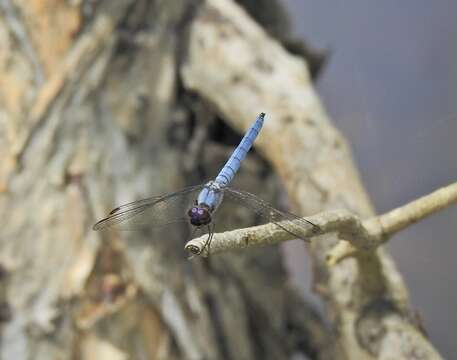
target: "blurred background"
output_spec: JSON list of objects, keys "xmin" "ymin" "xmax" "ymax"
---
[
  {"xmin": 282, "ymin": 1, "xmax": 457, "ymax": 358},
  {"xmin": 1, "ymin": 1, "xmax": 455, "ymax": 358}
]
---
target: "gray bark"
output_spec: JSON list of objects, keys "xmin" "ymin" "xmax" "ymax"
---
[
  {"xmin": 0, "ymin": 1, "xmax": 334, "ymax": 359},
  {"xmin": 181, "ymin": 1, "xmax": 442, "ymax": 359}
]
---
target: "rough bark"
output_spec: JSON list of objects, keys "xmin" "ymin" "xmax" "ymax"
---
[{"xmin": 0, "ymin": 1, "xmax": 335, "ymax": 359}]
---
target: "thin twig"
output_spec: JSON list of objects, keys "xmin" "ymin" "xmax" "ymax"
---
[{"xmin": 378, "ymin": 181, "xmax": 457, "ymax": 236}]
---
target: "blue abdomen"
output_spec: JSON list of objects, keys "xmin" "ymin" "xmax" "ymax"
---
[{"xmin": 214, "ymin": 112, "xmax": 265, "ymax": 186}]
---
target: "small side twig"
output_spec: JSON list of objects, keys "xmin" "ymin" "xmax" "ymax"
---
[{"xmin": 186, "ymin": 181, "xmax": 457, "ymax": 261}]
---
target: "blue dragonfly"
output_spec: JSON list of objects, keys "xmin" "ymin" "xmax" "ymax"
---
[{"xmin": 93, "ymin": 113, "xmax": 319, "ymax": 254}]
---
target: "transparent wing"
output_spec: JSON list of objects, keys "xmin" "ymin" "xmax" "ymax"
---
[
  {"xmin": 93, "ymin": 185, "xmax": 204, "ymax": 231},
  {"xmin": 222, "ymin": 187, "xmax": 319, "ymax": 241}
]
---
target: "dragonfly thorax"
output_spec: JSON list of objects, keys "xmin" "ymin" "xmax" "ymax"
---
[
  {"xmin": 196, "ymin": 181, "xmax": 224, "ymax": 212},
  {"xmin": 187, "ymin": 204, "xmax": 212, "ymax": 226}
]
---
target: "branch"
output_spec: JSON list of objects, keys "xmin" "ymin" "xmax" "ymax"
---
[
  {"xmin": 378, "ymin": 181, "xmax": 457, "ymax": 236},
  {"xmin": 181, "ymin": 0, "xmax": 444, "ymax": 358},
  {"xmin": 186, "ymin": 181, "xmax": 457, "ymax": 261}
]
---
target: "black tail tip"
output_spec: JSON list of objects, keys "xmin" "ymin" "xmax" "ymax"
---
[{"xmin": 259, "ymin": 112, "xmax": 266, "ymax": 118}]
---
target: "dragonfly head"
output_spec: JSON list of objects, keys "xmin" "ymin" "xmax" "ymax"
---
[{"xmin": 187, "ymin": 204, "xmax": 212, "ymax": 226}]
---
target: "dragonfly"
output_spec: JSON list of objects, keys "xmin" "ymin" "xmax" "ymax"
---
[{"xmin": 93, "ymin": 112, "xmax": 319, "ymax": 254}]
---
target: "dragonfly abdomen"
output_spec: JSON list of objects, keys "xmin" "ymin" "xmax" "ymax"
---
[{"xmin": 215, "ymin": 112, "xmax": 265, "ymax": 186}]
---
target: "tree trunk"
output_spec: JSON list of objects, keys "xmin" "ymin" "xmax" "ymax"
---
[{"xmin": 0, "ymin": 0, "xmax": 441, "ymax": 359}]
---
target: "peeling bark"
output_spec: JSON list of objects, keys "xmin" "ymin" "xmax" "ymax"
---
[{"xmin": 0, "ymin": 1, "xmax": 333, "ymax": 359}]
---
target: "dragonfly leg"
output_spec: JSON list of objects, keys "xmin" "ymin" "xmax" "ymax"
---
[
  {"xmin": 207, "ymin": 222, "xmax": 215, "ymax": 253},
  {"xmin": 305, "ymin": 218, "xmax": 321, "ymax": 233},
  {"xmin": 200, "ymin": 223, "xmax": 215, "ymax": 255}
]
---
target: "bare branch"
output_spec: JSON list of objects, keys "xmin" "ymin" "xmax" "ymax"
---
[
  {"xmin": 181, "ymin": 0, "xmax": 445, "ymax": 358},
  {"xmin": 186, "ymin": 181, "xmax": 457, "ymax": 258},
  {"xmin": 378, "ymin": 181, "xmax": 457, "ymax": 236}
]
